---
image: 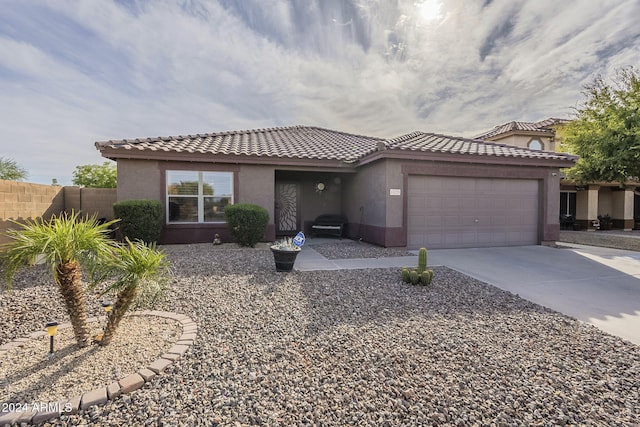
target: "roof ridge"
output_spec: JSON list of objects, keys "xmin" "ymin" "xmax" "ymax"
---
[
  {"xmin": 302, "ymin": 125, "xmax": 386, "ymax": 141},
  {"xmin": 97, "ymin": 124, "xmax": 388, "ymax": 146}
]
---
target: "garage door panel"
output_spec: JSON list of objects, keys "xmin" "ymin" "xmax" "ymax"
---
[
  {"xmin": 425, "ymin": 234, "xmax": 443, "ymax": 245},
  {"xmin": 427, "ymin": 215, "xmax": 444, "ymax": 226},
  {"xmin": 462, "ymin": 231, "xmax": 477, "ymax": 244},
  {"xmin": 491, "ymin": 231, "xmax": 507, "ymax": 242},
  {"xmin": 408, "ymin": 214, "xmax": 425, "ymax": 228},
  {"xmin": 407, "ymin": 176, "xmax": 539, "ymax": 249},
  {"xmin": 461, "ymin": 215, "xmax": 477, "ymax": 226}
]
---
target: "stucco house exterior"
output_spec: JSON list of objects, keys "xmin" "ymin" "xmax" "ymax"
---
[
  {"xmin": 476, "ymin": 118, "xmax": 640, "ymax": 231},
  {"xmin": 96, "ymin": 125, "xmax": 576, "ymax": 249}
]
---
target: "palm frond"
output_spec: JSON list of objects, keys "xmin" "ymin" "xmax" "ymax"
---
[
  {"xmin": 93, "ymin": 238, "xmax": 171, "ymax": 307},
  {"xmin": 1, "ymin": 211, "xmax": 119, "ymax": 289}
]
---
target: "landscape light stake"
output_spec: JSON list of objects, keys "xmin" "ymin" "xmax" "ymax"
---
[
  {"xmin": 93, "ymin": 301, "xmax": 113, "ymax": 342},
  {"xmin": 102, "ymin": 300, "xmax": 113, "ymax": 327},
  {"xmin": 45, "ymin": 321, "xmax": 59, "ymax": 358}
]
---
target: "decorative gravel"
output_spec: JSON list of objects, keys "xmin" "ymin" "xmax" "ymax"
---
[
  {"xmin": 1, "ymin": 316, "xmax": 180, "ymax": 403},
  {"xmin": 310, "ymin": 240, "xmax": 411, "ymax": 259},
  {"xmin": 559, "ymin": 230, "xmax": 640, "ymax": 251},
  {"xmin": 2, "ymin": 242, "xmax": 640, "ymax": 425}
]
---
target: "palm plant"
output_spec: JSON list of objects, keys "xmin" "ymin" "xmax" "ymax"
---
[
  {"xmin": 95, "ymin": 238, "xmax": 170, "ymax": 346},
  {"xmin": 2, "ymin": 212, "xmax": 117, "ymax": 347}
]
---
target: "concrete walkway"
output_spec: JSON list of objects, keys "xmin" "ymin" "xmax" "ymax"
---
[{"xmin": 295, "ymin": 242, "xmax": 640, "ymax": 346}]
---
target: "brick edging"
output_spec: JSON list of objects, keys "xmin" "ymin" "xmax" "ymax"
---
[{"xmin": 0, "ymin": 311, "xmax": 196, "ymax": 426}]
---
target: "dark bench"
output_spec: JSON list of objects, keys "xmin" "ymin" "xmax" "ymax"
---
[{"xmin": 311, "ymin": 214, "xmax": 347, "ymax": 238}]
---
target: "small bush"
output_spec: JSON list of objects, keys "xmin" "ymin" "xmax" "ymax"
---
[
  {"xmin": 225, "ymin": 203, "xmax": 269, "ymax": 247},
  {"xmin": 113, "ymin": 199, "xmax": 163, "ymax": 243}
]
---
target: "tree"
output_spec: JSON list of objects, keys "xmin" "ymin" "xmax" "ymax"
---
[
  {"xmin": 558, "ymin": 67, "xmax": 640, "ymax": 185},
  {"xmin": 72, "ymin": 161, "xmax": 117, "ymax": 188},
  {"xmin": 3, "ymin": 212, "xmax": 118, "ymax": 347},
  {"xmin": 92, "ymin": 238, "xmax": 170, "ymax": 346},
  {"xmin": 0, "ymin": 157, "xmax": 28, "ymax": 181}
]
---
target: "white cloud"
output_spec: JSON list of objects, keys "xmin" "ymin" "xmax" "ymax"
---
[{"xmin": 1, "ymin": 0, "xmax": 639, "ymax": 183}]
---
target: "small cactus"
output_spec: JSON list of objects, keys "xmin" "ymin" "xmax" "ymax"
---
[
  {"xmin": 420, "ymin": 270, "xmax": 433, "ymax": 285},
  {"xmin": 418, "ymin": 247, "xmax": 427, "ymax": 273},
  {"xmin": 409, "ymin": 270, "xmax": 420, "ymax": 285},
  {"xmin": 400, "ymin": 247, "xmax": 434, "ymax": 285},
  {"xmin": 401, "ymin": 267, "xmax": 411, "ymax": 283}
]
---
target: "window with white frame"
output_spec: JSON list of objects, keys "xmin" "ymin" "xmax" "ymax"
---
[
  {"xmin": 528, "ymin": 138, "xmax": 543, "ymax": 150},
  {"xmin": 166, "ymin": 171, "xmax": 233, "ymax": 223}
]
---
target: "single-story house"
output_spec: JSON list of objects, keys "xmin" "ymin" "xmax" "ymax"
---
[
  {"xmin": 96, "ymin": 125, "xmax": 577, "ymax": 249},
  {"xmin": 475, "ymin": 119, "xmax": 640, "ymax": 231}
]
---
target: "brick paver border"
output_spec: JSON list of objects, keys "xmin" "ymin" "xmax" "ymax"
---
[{"xmin": 0, "ymin": 311, "xmax": 196, "ymax": 426}]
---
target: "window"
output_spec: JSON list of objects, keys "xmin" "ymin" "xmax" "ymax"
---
[
  {"xmin": 528, "ymin": 138, "xmax": 543, "ymax": 150},
  {"xmin": 560, "ymin": 191, "xmax": 576, "ymax": 216},
  {"xmin": 167, "ymin": 171, "xmax": 233, "ymax": 223}
]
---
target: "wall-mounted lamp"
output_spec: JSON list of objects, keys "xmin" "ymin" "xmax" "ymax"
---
[
  {"xmin": 46, "ymin": 321, "xmax": 59, "ymax": 358},
  {"xmin": 315, "ymin": 182, "xmax": 326, "ymax": 193}
]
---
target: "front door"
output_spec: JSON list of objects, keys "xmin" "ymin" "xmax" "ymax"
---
[{"xmin": 275, "ymin": 182, "xmax": 299, "ymax": 236}]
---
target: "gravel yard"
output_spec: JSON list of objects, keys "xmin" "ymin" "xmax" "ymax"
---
[
  {"xmin": 559, "ymin": 230, "xmax": 640, "ymax": 251},
  {"xmin": 2, "ymin": 242, "xmax": 640, "ymax": 426},
  {"xmin": 310, "ymin": 240, "xmax": 411, "ymax": 259}
]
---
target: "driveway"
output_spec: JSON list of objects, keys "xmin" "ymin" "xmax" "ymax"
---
[{"xmin": 429, "ymin": 244, "xmax": 640, "ymax": 346}]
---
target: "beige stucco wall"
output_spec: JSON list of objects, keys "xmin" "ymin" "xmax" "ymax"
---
[
  {"xmin": 598, "ymin": 188, "xmax": 613, "ymax": 216},
  {"xmin": 296, "ymin": 173, "xmax": 342, "ymax": 225},
  {"xmin": 116, "ymin": 159, "xmax": 162, "ymax": 201},
  {"xmin": 342, "ymin": 161, "xmax": 387, "ymax": 228},
  {"xmin": 492, "ymin": 134, "xmax": 555, "ymax": 151},
  {"xmin": 238, "ymin": 165, "xmax": 275, "ymax": 222},
  {"xmin": 616, "ymin": 189, "xmax": 635, "ymax": 221},
  {"xmin": 384, "ymin": 160, "xmax": 404, "ymax": 228}
]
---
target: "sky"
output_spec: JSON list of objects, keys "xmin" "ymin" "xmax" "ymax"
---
[{"xmin": 1, "ymin": 0, "xmax": 639, "ymax": 185}]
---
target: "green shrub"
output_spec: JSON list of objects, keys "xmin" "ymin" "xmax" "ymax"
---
[
  {"xmin": 113, "ymin": 199, "xmax": 163, "ymax": 243},
  {"xmin": 224, "ymin": 203, "xmax": 269, "ymax": 247}
]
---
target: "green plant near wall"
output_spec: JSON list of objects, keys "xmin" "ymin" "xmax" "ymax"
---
[
  {"xmin": 224, "ymin": 203, "xmax": 269, "ymax": 247},
  {"xmin": 401, "ymin": 247, "xmax": 434, "ymax": 286},
  {"xmin": 113, "ymin": 199, "xmax": 163, "ymax": 243}
]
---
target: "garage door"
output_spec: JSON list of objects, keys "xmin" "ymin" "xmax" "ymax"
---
[{"xmin": 407, "ymin": 176, "xmax": 539, "ymax": 249}]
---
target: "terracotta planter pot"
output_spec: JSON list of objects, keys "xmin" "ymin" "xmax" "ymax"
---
[{"xmin": 270, "ymin": 247, "xmax": 300, "ymax": 272}]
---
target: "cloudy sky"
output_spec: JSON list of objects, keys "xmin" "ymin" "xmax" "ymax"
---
[{"xmin": 1, "ymin": 0, "xmax": 639, "ymax": 185}]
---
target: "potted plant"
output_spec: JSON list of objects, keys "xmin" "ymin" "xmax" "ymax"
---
[
  {"xmin": 598, "ymin": 214, "xmax": 613, "ymax": 230},
  {"xmin": 270, "ymin": 237, "xmax": 301, "ymax": 272}
]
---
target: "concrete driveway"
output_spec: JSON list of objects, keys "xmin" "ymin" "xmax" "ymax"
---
[{"xmin": 429, "ymin": 244, "xmax": 640, "ymax": 346}]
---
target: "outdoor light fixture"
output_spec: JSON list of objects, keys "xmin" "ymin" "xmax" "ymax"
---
[
  {"xmin": 102, "ymin": 301, "xmax": 113, "ymax": 314},
  {"xmin": 95, "ymin": 301, "xmax": 113, "ymax": 342},
  {"xmin": 45, "ymin": 321, "xmax": 59, "ymax": 358}
]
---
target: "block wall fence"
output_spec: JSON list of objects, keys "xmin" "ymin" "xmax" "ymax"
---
[{"xmin": 0, "ymin": 179, "xmax": 117, "ymax": 246}]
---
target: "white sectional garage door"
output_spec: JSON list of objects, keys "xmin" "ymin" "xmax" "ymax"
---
[{"xmin": 407, "ymin": 176, "xmax": 539, "ymax": 249}]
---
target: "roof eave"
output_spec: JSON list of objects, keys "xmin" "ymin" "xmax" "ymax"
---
[
  {"xmin": 482, "ymin": 129, "xmax": 556, "ymax": 141},
  {"xmin": 358, "ymin": 149, "xmax": 577, "ymax": 168},
  {"xmin": 97, "ymin": 147, "xmax": 360, "ymax": 169}
]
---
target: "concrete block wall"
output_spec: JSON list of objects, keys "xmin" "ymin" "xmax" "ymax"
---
[{"xmin": 0, "ymin": 180, "xmax": 117, "ymax": 246}]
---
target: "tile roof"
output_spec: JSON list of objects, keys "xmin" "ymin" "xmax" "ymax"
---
[
  {"xmin": 475, "ymin": 117, "xmax": 570, "ymax": 140},
  {"xmin": 96, "ymin": 125, "xmax": 577, "ymax": 164},
  {"xmin": 385, "ymin": 132, "xmax": 577, "ymax": 161},
  {"xmin": 96, "ymin": 125, "xmax": 383, "ymax": 162}
]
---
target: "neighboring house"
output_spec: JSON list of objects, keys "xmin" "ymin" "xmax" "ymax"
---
[
  {"xmin": 476, "ymin": 118, "xmax": 639, "ymax": 231},
  {"xmin": 96, "ymin": 125, "xmax": 576, "ymax": 249}
]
